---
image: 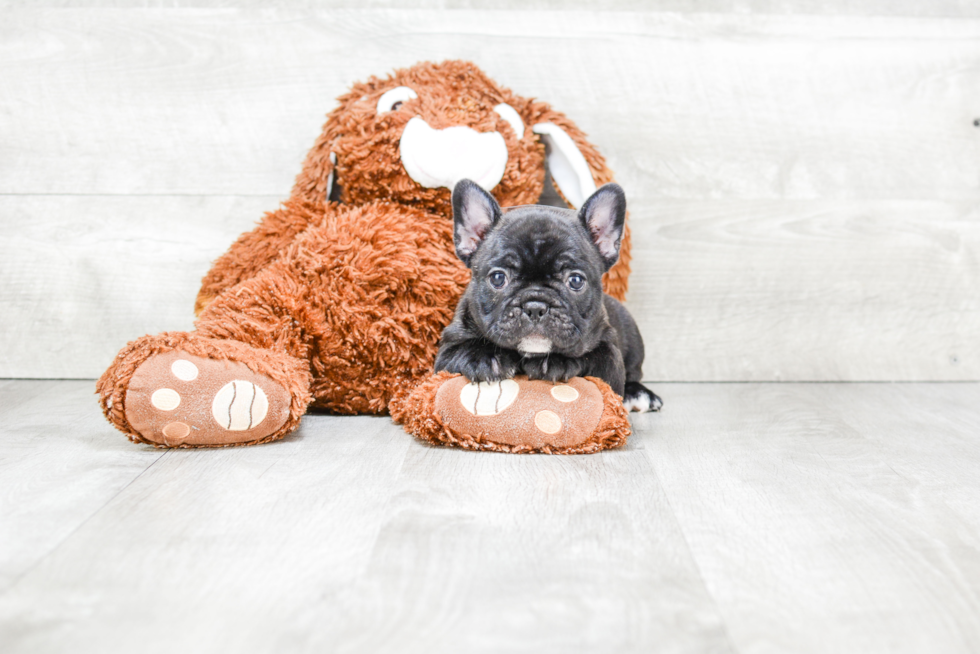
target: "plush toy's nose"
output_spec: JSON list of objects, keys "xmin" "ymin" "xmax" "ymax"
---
[
  {"xmin": 399, "ymin": 117, "xmax": 508, "ymax": 192},
  {"xmin": 522, "ymin": 301, "xmax": 549, "ymax": 321}
]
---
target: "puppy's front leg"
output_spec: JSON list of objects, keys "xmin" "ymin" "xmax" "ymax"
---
[
  {"xmin": 434, "ymin": 339, "xmax": 520, "ymax": 382},
  {"xmin": 520, "ymin": 353, "xmax": 584, "ymax": 384},
  {"xmin": 575, "ymin": 341, "xmax": 627, "ymax": 397}
]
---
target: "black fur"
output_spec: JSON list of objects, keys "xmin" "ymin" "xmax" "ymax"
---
[{"xmin": 435, "ymin": 180, "xmax": 662, "ymax": 412}]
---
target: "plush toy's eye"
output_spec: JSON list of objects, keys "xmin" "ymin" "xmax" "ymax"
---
[
  {"xmin": 567, "ymin": 273, "xmax": 586, "ymax": 291},
  {"xmin": 377, "ymin": 86, "xmax": 418, "ymax": 113},
  {"xmin": 488, "ymin": 270, "xmax": 508, "ymax": 289}
]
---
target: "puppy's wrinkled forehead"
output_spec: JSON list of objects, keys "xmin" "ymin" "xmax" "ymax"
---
[{"xmin": 485, "ymin": 207, "xmax": 596, "ymax": 274}]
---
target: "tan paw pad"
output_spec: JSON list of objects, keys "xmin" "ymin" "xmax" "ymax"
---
[
  {"xmin": 550, "ymin": 385, "xmax": 579, "ymax": 402},
  {"xmin": 435, "ymin": 376, "xmax": 605, "ymax": 450},
  {"xmin": 150, "ymin": 388, "xmax": 180, "ymax": 411},
  {"xmin": 171, "ymin": 359, "xmax": 199, "ymax": 381},
  {"xmin": 125, "ymin": 350, "xmax": 290, "ymax": 447},
  {"xmin": 162, "ymin": 422, "xmax": 190, "ymax": 445},
  {"xmin": 459, "ymin": 379, "xmax": 519, "ymax": 416},
  {"xmin": 211, "ymin": 381, "xmax": 269, "ymax": 431},
  {"xmin": 534, "ymin": 409, "xmax": 562, "ymax": 434}
]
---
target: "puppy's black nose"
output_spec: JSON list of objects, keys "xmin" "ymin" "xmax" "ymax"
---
[{"xmin": 522, "ymin": 301, "xmax": 549, "ymax": 321}]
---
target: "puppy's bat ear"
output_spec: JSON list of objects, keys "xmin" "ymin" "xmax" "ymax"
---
[
  {"xmin": 579, "ymin": 183, "xmax": 627, "ymax": 271},
  {"xmin": 452, "ymin": 179, "xmax": 502, "ymax": 267}
]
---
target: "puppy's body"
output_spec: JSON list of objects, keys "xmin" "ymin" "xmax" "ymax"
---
[{"xmin": 435, "ymin": 180, "xmax": 662, "ymax": 412}]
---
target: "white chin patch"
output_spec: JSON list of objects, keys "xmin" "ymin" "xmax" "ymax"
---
[
  {"xmin": 518, "ymin": 336, "xmax": 552, "ymax": 355},
  {"xmin": 400, "ymin": 116, "xmax": 508, "ymax": 192}
]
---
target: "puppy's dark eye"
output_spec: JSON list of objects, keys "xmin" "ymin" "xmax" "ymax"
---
[
  {"xmin": 489, "ymin": 271, "xmax": 508, "ymax": 289},
  {"xmin": 391, "ymin": 101, "xmax": 403, "ymax": 111},
  {"xmin": 567, "ymin": 273, "xmax": 586, "ymax": 291}
]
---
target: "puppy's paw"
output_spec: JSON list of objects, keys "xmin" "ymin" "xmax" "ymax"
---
[
  {"xmin": 441, "ymin": 345, "xmax": 519, "ymax": 383},
  {"xmin": 623, "ymin": 382, "xmax": 663, "ymax": 413},
  {"xmin": 521, "ymin": 354, "xmax": 584, "ymax": 384}
]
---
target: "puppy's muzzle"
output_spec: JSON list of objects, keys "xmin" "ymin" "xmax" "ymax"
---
[{"xmin": 522, "ymin": 301, "xmax": 549, "ymax": 322}]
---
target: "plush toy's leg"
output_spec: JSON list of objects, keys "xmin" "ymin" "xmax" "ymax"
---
[
  {"xmin": 97, "ymin": 332, "xmax": 311, "ymax": 448},
  {"xmin": 194, "ymin": 198, "xmax": 329, "ymax": 315},
  {"xmin": 195, "ymin": 201, "xmax": 469, "ymax": 416}
]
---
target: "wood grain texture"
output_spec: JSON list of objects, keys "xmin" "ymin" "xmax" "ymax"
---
[
  {"xmin": 628, "ymin": 199, "xmax": 980, "ymax": 381},
  {"xmin": 0, "ymin": 195, "xmax": 280, "ymax": 379},
  {"xmin": 0, "ymin": 380, "xmax": 731, "ymax": 654},
  {"xmin": 638, "ymin": 382, "xmax": 980, "ymax": 654},
  {"xmin": 2, "ymin": 380, "xmax": 980, "ymax": 652},
  {"xmin": 0, "ymin": 381, "xmax": 162, "ymax": 595},
  {"xmin": 5, "ymin": 1, "xmax": 980, "ymax": 17},
  {"xmin": 0, "ymin": 393, "xmax": 416, "ymax": 653},
  {"xmin": 0, "ymin": 10, "xmax": 978, "ymax": 198},
  {"xmin": 302, "ymin": 443, "xmax": 732, "ymax": 653},
  {"xmin": 1, "ymin": 9, "xmax": 979, "ymax": 381},
  {"xmin": 3, "ymin": 196, "xmax": 977, "ymax": 381}
]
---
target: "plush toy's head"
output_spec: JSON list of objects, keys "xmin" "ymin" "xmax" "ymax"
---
[
  {"xmin": 290, "ymin": 59, "xmax": 631, "ymax": 300},
  {"xmin": 292, "ymin": 59, "xmax": 615, "ymax": 217}
]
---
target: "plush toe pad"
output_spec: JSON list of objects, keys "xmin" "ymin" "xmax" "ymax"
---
[
  {"xmin": 125, "ymin": 351, "xmax": 290, "ymax": 446},
  {"xmin": 435, "ymin": 376, "xmax": 604, "ymax": 450}
]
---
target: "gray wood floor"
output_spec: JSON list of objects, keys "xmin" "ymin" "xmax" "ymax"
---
[{"xmin": 1, "ymin": 381, "xmax": 979, "ymax": 653}]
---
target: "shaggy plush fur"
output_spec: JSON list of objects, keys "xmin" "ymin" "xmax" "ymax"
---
[
  {"xmin": 195, "ymin": 60, "xmax": 631, "ymax": 314},
  {"xmin": 196, "ymin": 199, "xmax": 470, "ymax": 413},
  {"xmin": 98, "ymin": 60, "xmax": 634, "ymax": 447},
  {"xmin": 389, "ymin": 372, "xmax": 631, "ymax": 455}
]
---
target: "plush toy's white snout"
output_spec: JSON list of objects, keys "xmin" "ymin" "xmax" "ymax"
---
[
  {"xmin": 395, "ymin": 102, "xmax": 598, "ymax": 208},
  {"xmin": 400, "ymin": 117, "xmax": 509, "ymax": 192}
]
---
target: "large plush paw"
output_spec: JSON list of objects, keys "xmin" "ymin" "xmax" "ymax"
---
[
  {"xmin": 390, "ymin": 373, "xmax": 632, "ymax": 455},
  {"xmin": 520, "ymin": 353, "xmax": 584, "ymax": 384},
  {"xmin": 623, "ymin": 381, "xmax": 663, "ymax": 413},
  {"xmin": 123, "ymin": 351, "xmax": 292, "ymax": 446}
]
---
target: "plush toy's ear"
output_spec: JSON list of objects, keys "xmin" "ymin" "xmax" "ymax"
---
[
  {"xmin": 579, "ymin": 183, "xmax": 627, "ymax": 271},
  {"xmin": 291, "ymin": 109, "xmax": 343, "ymax": 204},
  {"xmin": 324, "ymin": 151, "xmax": 338, "ymax": 201},
  {"xmin": 521, "ymin": 102, "xmax": 631, "ymax": 302},
  {"xmin": 452, "ymin": 178, "xmax": 502, "ymax": 267},
  {"xmin": 531, "ymin": 122, "xmax": 598, "ymax": 210}
]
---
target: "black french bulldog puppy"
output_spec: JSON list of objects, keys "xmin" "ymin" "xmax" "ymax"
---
[{"xmin": 434, "ymin": 179, "xmax": 662, "ymax": 413}]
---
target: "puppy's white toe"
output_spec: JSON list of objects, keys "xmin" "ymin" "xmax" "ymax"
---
[
  {"xmin": 623, "ymin": 385, "xmax": 663, "ymax": 413},
  {"xmin": 623, "ymin": 394, "xmax": 651, "ymax": 413}
]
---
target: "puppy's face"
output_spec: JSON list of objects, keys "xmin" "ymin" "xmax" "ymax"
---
[{"xmin": 452, "ymin": 179, "xmax": 627, "ymax": 358}]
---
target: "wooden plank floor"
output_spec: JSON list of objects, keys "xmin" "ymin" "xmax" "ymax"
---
[{"xmin": 1, "ymin": 380, "xmax": 978, "ymax": 653}]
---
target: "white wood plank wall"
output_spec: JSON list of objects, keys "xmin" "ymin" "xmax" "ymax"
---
[{"xmin": 1, "ymin": 8, "xmax": 978, "ymax": 381}]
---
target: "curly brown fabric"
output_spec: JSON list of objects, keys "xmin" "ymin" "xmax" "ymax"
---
[
  {"xmin": 390, "ymin": 372, "xmax": 631, "ymax": 455},
  {"xmin": 196, "ymin": 60, "xmax": 631, "ymax": 314},
  {"xmin": 99, "ymin": 60, "xmax": 633, "ymax": 447}
]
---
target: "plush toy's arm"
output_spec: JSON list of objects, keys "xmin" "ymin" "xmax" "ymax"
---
[
  {"xmin": 194, "ymin": 198, "xmax": 338, "ymax": 315},
  {"xmin": 390, "ymin": 373, "xmax": 632, "ymax": 455}
]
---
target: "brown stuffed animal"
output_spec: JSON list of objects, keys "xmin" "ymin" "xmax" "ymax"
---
[{"xmin": 97, "ymin": 60, "xmax": 634, "ymax": 448}]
